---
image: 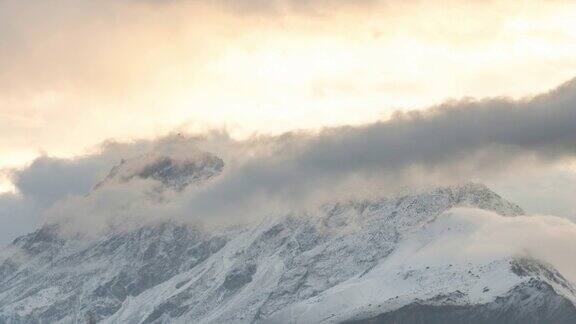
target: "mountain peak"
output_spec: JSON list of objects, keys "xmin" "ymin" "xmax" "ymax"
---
[
  {"xmin": 93, "ymin": 151, "xmax": 224, "ymax": 191},
  {"xmin": 434, "ymin": 182, "xmax": 524, "ymax": 216}
]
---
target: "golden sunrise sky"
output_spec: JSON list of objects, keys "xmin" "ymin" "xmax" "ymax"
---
[{"xmin": 2, "ymin": 0, "xmax": 576, "ymax": 192}]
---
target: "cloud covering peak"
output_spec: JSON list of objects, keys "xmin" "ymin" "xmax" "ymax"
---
[{"xmin": 1, "ymin": 77, "xmax": 576, "ymax": 242}]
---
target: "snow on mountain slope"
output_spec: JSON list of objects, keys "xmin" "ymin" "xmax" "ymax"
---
[
  {"xmin": 0, "ymin": 151, "xmax": 575, "ymax": 324},
  {"xmin": 268, "ymin": 210, "xmax": 576, "ymax": 323}
]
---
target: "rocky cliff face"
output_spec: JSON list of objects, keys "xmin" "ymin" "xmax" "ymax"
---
[{"xmin": 0, "ymin": 152, "xmax": 574, "ymax": 324}]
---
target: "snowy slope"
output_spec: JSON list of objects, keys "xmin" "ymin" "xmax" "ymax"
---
[{"xmin": 0, "ymin": 151, "xmax": 575, "ymax": 324}]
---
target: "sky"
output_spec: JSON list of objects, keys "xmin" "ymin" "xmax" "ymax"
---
[{"xmin": 2, "ymin": 0, "xmax": 576, "ymax": 244}]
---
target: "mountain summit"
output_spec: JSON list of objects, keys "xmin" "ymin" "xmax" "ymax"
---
[{"xmin": 93, "ymin": 151, "xmax": 224, "ymax": 191}]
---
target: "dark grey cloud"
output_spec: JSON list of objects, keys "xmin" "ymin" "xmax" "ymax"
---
[
  {"xmin": 13, "ymin": 157, "xmax": 108, "ymax": 206},
  {"xmin": 0, "ymin": 194, "xmax": 39, "ymax": 246},
  {"xmin": 4, "ymin": 78, "xmax": 576, "ymax": 239},
  {"xmin": 0, "ymin": 140, "xmax": 155, "ymax": 244},
  {"xmin": 175, "ymin": 78, "xmax": 576, "ymax": 222},
  {"xmin": 0, "ymin": 156, "xmax": 109, "ymax": 245}
]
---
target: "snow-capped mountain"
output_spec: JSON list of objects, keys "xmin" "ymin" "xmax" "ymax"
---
[{"xmin": 0, "ymin": 151, "xmax": 574, "ymax": 324}]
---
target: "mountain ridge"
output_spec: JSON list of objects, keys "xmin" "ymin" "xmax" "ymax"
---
[{"xmin": 0, "ymin": 152, "xmax": 574, "ymax": 323}]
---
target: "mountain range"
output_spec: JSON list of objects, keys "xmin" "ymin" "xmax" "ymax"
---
[{"xmin": 0, "ymin": 151, "xmax": 574, "ymax": 323}]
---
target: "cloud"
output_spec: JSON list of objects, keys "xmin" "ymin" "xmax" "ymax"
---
[
  {"xmin": 0, "ymin": 194, "xmax": 40, "ymax": 246},
  {"xmin": 489, "ymin": 164, "xmax": 576, "ymax": 221},
  {"xmin": 214, "ymin": 0, "xmax": 380, "ymax": 15},
  {"xmin": 1, "ymin": 76, "xmax": 576, "ymax": 241},
  {"xmin": 2, "ymin": 0, "xmax": 576, "ymax": 173},
  {"xmin": 390, "ymin": 207, "xmax": 576, "ymax": 283},
  {"xmin": 23, "ymin": 77, "xmax": 574, "ymax": 237},
  {"xmin": 158, "ymin": 78, "xmax": 576, "ymax": 224},
  {"xmin": 0, "ymin": 139, "xmax": 156, "ymax": 244}
]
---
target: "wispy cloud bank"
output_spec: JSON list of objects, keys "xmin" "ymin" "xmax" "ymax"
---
[
  {"xmin": 0, "ymin": 77, "xmax": 568, "ymax": 238},
  {"xmin": 384, "ymin": 207, "xmax": 576, "ymax": 283}
]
